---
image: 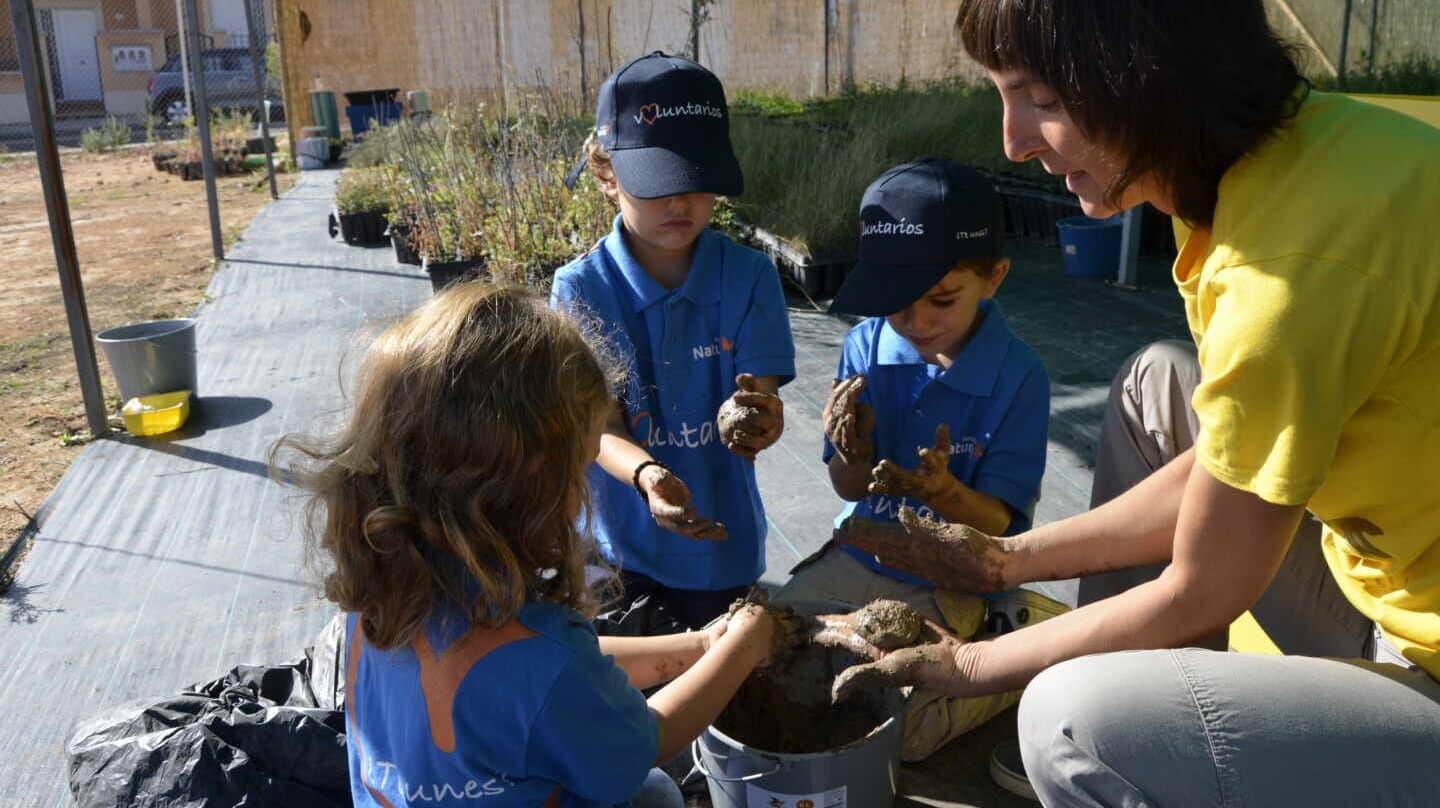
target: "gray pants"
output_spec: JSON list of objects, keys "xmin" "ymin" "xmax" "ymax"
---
[{"xmin": 1023, "ymin": 342, "xmax": 1440, "ymax": 806}]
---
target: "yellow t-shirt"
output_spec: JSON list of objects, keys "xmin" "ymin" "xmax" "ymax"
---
[{"xmin": 1172, "ymin": 91, "xmax": 1440, "ymax": 676}]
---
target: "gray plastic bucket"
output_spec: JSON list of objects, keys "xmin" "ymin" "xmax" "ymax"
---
[
  {"xmin": 296, "ymin": 136, "xmax": 330, "ymax": 170},
  {"xmin": 694, "ymin": 601, "xmax": 907, "ymax": 808},
  {"xmin": 96, "ymin": 318, "xmax": 198, "ymax": 402}
]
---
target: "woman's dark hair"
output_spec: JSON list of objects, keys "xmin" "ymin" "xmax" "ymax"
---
[{"xmin": 958, "ymin": 0, "xmax": 1307, "ymax": 227}]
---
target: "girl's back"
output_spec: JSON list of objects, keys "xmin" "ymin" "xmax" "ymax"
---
[{"xmin": 345, "ymin": 601, "xmax": 656, "ymax": 806}]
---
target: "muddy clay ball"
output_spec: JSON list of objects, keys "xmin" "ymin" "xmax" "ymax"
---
[
  {"xmin": 717, "ymin": 403, "xmax": 763, "ymax": 441},
  {"xmin": 852, "ymin": 599, "xmax": 924, "ymax": 650}
]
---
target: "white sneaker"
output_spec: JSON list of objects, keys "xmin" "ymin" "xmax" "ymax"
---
[
  {"xmin": 981, "ymin": 588, "xmax": 1069, "ymax": 636},
  {"xmin": 990, "ymin": 739, "xmax": 1040, "ymax": 802}
]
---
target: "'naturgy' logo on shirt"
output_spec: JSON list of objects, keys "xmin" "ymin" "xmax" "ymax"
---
[
  {"xmin": 692, "ymin": 337, "xmax": 734, "ymax": 361},
  {"xmin": 634, "ymin": 100, "xmax": 725, "ymax": 125},
  {"xmin": 951, "ymin": 434, "xmax": 987, "ymax": 459}
]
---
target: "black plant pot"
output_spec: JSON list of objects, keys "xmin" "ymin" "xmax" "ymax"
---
[
  {"xmin": 424, "ymin": 257, "xmax": 485, "ymax": 293},
  {"xmin": 244, "ymin": 136, "xmax": 277, "ymax": 155},
  {"xmin": 328, "ymin": 208, "xmax": 390, "ymax": 246},
  {"xmin": 152, "ymin": 151, "xmax": 176, "ymax": 171},
  {"xmin": 389, "ymin": 225, "xmax": 422, "ymax": 265},
  {"xmin": 180, "ymin": 161, "xmax": 204, "ymax": 181}
]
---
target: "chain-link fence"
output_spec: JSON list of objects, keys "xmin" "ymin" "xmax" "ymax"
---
[
  {"xmin": 1269, "ymin": 0, "xmax": 1440, "ymax": 86},
  {"xmin": 1, "ymin": 0, "xmax": 280, "ymax": 151},
  {"xmin": 0, "ymin": 0, "xmax": 295, "ymax": 541}
]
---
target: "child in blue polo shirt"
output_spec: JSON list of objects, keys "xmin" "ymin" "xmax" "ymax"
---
[
  {"xmin": 778, "ymin": 159, "xmax": 1055, "ymax": 761},
  {"xmin": 551, "ymin": 52, "xmax": 796, "ymax": 631},
  {"xmin": 275, "ymin": 284, "xmax": 787, "ymax": 808}
]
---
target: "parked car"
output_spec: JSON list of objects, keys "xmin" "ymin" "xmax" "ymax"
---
[{"xmin": 147, "ymin": 48, "xmax": 285, "ymax": 124}]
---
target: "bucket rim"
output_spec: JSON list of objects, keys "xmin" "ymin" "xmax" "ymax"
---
[
  {"xmin": 96, "ymin": 318, "xmax": 197, "ymax": 343},
  {"xmin": 702, "ymin": 708, "xmax": 903, "ymax": 761},
  {"xmin": 702, "ymin": 596, "xmax": 910, "ymax": 760}
]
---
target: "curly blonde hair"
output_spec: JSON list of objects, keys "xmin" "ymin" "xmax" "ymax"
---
[{"xmin": 274, "ymin": 284, "xmax": 619, "ymax": 649}]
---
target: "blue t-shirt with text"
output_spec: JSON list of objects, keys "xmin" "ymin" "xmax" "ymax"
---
[
  {"xmin": 823, "ymin": 300, "xmax": 1050, "ymax": 585},
  {"xmin": 345, "ymin": 601, "xmax": 658, "ymax": 807},
  {"xmin": 550, "ymin": 215, "xmax": 796, "ymax": 590}
]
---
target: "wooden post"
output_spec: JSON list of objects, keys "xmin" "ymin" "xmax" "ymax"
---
[{"xmin": 273, "ymin": 0, "xmax": 306, "ymax": 153}]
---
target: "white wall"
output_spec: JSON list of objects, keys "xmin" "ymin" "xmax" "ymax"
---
[{"xmin": 0, "ymin": 92, "xmax": 29, "ymax": 125}]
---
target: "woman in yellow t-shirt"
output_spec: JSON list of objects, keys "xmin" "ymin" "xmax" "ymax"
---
[{"xmin": 820, "ymin": 0, "xmax": 1440, "ymax": 803}]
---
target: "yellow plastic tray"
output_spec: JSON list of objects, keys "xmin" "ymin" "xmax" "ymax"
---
[{"xmin": 121, "ymin": 390, "xmax": 192, "ymax": 436}]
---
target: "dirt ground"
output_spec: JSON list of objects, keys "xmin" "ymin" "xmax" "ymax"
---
[{"xmin": 0, "ymin": 147, "xmax": 295, "ymax": 564}]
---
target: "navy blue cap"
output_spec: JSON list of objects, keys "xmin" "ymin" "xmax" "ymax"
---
[
  {"xmin": 582, "ymin": 51, "xmax": 743, "ymax": 199},
  {"xmin": 829, "ymin": 159, "xmax": 1004, "ymax": 317}
]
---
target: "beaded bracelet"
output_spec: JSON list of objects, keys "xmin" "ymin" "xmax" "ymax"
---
[{"xmin": 632, "ymin": 459, "xmax": 671, "ymax": 503}]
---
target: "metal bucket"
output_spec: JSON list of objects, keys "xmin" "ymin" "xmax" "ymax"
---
[
  {"xmin": 96, "ymin": 318, "xmax": 198, "ymax": 402},
  {"xmin": 693, "ymin": 601, "xmax": 907, "ymax": 808}
]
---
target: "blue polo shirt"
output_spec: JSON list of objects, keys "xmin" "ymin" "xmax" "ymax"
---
[
  {"xmin": 346, "ymin": 601, "xmax": 658, "ymax": 807},
  {"xmin": 551, "ymin": 215, "xmax": 796, "ymax": 590},
  {"xmin": 823, "ymin": 299, "xmax": 1050, "ymax": 585}
]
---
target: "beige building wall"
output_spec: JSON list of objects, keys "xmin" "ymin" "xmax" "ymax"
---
[
  {"xmin": 276, "ymin": 0, "xmax": 991, "ymax": 143},
  {"xmin": 96, "ymin": 28, "xmax": 165, "ymax": 116}
]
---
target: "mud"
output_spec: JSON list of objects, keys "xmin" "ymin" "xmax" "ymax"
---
[
  {"xmin": 851, "ymin": 599, "xmax": 924, "ymax": 650},
  {"xmin": 715, "ymin": 641, "xmax": 892, "ymax": 754},
  {"xmin": 831, "ymin": 643, "xmax": 950, "ymax": 704},
  {"xmin": 727, "ymin": 589, "xmax": 804, "ymax": 664},
  {"xmin": 836, "ymin": 507, "xmax": 1009, "ymax": 592},
  {"xmin": 717, "ymin": 402, "xmax": 764, "ymax": 444}
]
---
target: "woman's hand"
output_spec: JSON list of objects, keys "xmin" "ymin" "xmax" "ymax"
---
[
  {"xmin": 835, "ymin": 507, "xmax": 1012, "ymax": 592},
  {"xmin": 638, "ymin": 464, "xmax": 728, "ymax": 540},
  {"xmin": 717, "ymin": 374, "xmax": 784, "ymax": 461},
  {"xmin": 823, "ymin": 375, "xmax": 875, "ymax": 467},
  {"xmin": 831, "ymin": 633, "xmax": 974, "ymax": 702}
]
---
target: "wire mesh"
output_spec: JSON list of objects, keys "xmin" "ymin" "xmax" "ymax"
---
[{"xmin": 0, "ymin": 0, "xmax": 279, "ymax": 150}]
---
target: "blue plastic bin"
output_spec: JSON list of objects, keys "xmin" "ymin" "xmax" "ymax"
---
[
  {"xmin": 1056, "ymin": 215, "xmax": 1123, "ymax": 279},
  {"xmin": 345, "ymin": 101, "xmax": 403, "ymax": 138}
]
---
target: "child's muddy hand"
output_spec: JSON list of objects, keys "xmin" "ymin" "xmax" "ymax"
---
[
  {"xmin": 641, "ymin": 466, "xmax": 728, "ymax": 540},
  {"xmin": 702, "ymin": 616, "xmax": 729, "ymax": 651},
  {"xmin": 868, "ymin": 424, "xmax": 956, "ymax": 502},
  {"xmin": 726, "ymin": 603, "xmax": 780, "ymax": 666},
  {"xmin": 833, "ymin": 508, "xmax": 1011, "ymax": 592},
  {"xmin": 718, "ymin": 374, "xmax": 784, "ymax": 460},
  {"xmin": 822, "ymin": 375, "xmax": 875, "ymax": 466},
  {"xmin": 831, "ymin": 638, "xmax": 964, "ymax": 703}
]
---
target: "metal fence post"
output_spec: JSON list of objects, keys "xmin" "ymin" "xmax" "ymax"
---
[
  {"xmin": 245, "ymin": 0, "xmax": 279, "ymax": 200},
  {"xmin": 1116, "ymin": 207, "xmax": 1143, "ymax": 289},
  {"xmin": 1338, "ymin": 0, "xmax": 1354, "ymax": 88},
  {"xmin": 10, "ymin": 0, "xmax": 110, "ymax": 438},
  {"xmin": 182, "ymin": 0, "xmax": 225, "ymax": 261}
]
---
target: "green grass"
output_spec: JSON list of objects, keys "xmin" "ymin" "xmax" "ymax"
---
[
  {"xmin": 80, "ymin": 117, "xmax": 131, "ymax": 154},
  {"xmin": 728, "ymin": 81, "xmax": 1056, "ymax": 259},
  {"xmin": 1317, "ymin": 54, "xmax": 1440, "ymax": 94}
]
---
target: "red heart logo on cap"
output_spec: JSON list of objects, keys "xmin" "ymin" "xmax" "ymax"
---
[{"xmin": 638, "ymin": 103, "xmax": 659, "ymax": 125}]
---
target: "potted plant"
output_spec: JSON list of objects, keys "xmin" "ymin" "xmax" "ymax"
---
[
  {"xmin": 151, "ymin": 149, "xmax": 177, "ymax": 172},
  {"xmin": 330, "ymin": 167, "xmax": 392, "ymax": 246},
  {"xmin": 386, "ymin": 203, "xmax": 423, "ymax": 266}
]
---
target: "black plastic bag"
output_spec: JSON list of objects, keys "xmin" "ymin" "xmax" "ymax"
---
[{"xmin": 67, "ymin": 618, "xmax": 351, "ymax": 808}]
